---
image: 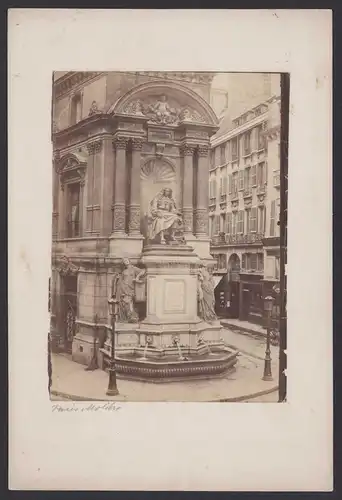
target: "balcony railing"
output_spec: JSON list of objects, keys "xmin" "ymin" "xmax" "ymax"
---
[
  {"xmin": 211, "ymin": 233, "xmax": 265, "ymax": 246},
  {"xmin": 220, "ymin": 194, "xmax": 227, "ymax": 203},
  {"xmin": 209, "ymin": 197, "xmax": 216, "ymax": 206}
]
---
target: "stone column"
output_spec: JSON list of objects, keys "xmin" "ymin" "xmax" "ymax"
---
[
  {"xmin": 181, "ymin": 144, "xmax": 195, "ymax": 236},
  {"xmin": 58, "ymin": 180, "xmax": 66, "ymax": 239},
  {"xmin": 101, "ymin": 137, "xmax": 115, "ymax": 236},
  {"xmin": 195, "ymin": 144, "xmax": 210, "ymax": 238},
  {"xmin": 128, "ymin": 137, "xmax": 143, "ymax": 235},
  {"xmin": 112, "ymin": 136, "xmax": 128, "ymax": 234}
]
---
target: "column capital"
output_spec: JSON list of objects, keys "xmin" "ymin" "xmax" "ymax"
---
[
  {"xmin": 87, "ymin": 139, "xmax": 102, "ymax": 155},
  {"xmin": 197, "ymin": 144, "xmax": 209, "ymax": 157},
  {"xmin": 112, "ymin": 136, "xmax": 129, "ymax": 150},
  {"xmin": 180, "ymin": 144, "xmax": 196, "ymax": 156},
  {"xmin": 131, "ymin": 137, "xmax": 144, "ymax": 151}
]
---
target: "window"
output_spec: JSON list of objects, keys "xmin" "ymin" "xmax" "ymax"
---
[
  {"xmin": 226, "ymin": 213, "xmax": 232, "ymax": 234},
  {"xmin": 270, "ymin": 200, "xmax": 276, "ymax": 236},
  {"xmin": 250, "ymin": 207, "xmax": 257, "ymax": 232},
  {"xmin": 218, "ymin": 254, "xmax": 227, "ymax": 269},
  {"xmin": 231, "ymin": 137, "xmax": 238, "ymax": 160},
  {"xmin": 210, "ymin": 149, "xmax": 215, "ymax": 168},
  {"xmin": 222, "ymin": 176, "xmax": 227, "ymax": 195},
  {"xmin": 238, "ymin": 170, "xmax": 244, "ymax": 191},
  {"xmin": 257, "ymin": 253, "xmax": 264, "ymax": 272},
  {"xmin": 242, "ymin": 254, "xmax": 246, "ymax": 270},
  {"xmin": 67, "ymin": 183, "xmax": 80, "ymax": 238},
  {"xmin": 257, "ymin": 162, "xmax": 265, "ymax": 186},
  {"xmin": 214, "ymin": 215, "xmax": 220, "ymax": 235},
  {"xmin": 232, "ymin": 212, "xmax": 237, "ymax": 234},
  {"xmin": 237, "ymin": 210, "xmax": 244, "ymax": 234},
  {"xmin": 244, "ymin": 167, "xmax": 251, "ymax": 191},
  {"xmin": 246, "ymin": 209, "xmax": 250, "ymax": 234},
  {"xmin": 251, "ymin": 165, "xmax": 257, "ymax": 186},
  {"xmin": 70, "ymin": 93, "xmax": 82, "ymax": 126},
  {"xmin": 256, "ymin": 125, "xmax": 265, "ymax": 150},
  {"xmin": 220, "ymin": 214, "xmax": 226, "ymax": 232},
  {"xmin": 209, "ymin": 179, "xmax": 217, "ymax": 198},
  {"xmin": 228, "ymin": 174, "xmax": 232, "ymax": 195},
  {"xmin": 220, "ymin": 144, "xmax": 226, "ymax": 165},
  {"xmin": 244, "ymin": 131, "xmax": 251, "ymax": 155},
  {"xmin": 232, "ymin": 172, "xmax": 238, "ymax": 196},
  {"xmin": 250, "ymin": 253, "xmax": 257, "ymax": 271},
  {"xmin": 258, "ymin": 206, "xmax": 265, "ymax": 233}
]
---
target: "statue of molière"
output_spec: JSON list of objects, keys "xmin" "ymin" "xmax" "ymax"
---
[{"xmin": 147, "ymin": 188, "xmax": 185, "ymax": 245}]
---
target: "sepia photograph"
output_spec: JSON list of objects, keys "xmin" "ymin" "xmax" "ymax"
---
[
  {"xmin": 49, "ymin": 71, "xmax": 286, "ymax": 402},
  {"xmin": 9, "ymin": 9, "xmax": 332, "ymax": 491}
]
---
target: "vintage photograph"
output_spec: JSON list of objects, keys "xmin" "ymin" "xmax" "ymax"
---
[{"xmin": 49, "ymin": 71, "xmax": 286, "ymax": 402}]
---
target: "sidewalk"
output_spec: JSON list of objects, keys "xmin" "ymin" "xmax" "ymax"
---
[
  {"xmin": 220, "ymin": 318, "xmax": 267, "ymax": 339},
  {"xmin": 50, "ymin": 346, "xmax": 279, "ymax": 403}
]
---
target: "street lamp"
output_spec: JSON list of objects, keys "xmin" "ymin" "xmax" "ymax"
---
[
  {"xmin": 262, "ymin": 295, "xmax": 275, "ymax": 381},
  {"xmin": 106, "ymin": 296, "xmax": 119, "ymax": 396}
]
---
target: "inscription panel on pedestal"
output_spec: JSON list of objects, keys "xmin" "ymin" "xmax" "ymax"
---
[{"xmin": 163, "ymin": 279, "xmax": 186, "ymax": 314}]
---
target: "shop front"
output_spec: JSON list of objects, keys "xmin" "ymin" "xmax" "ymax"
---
[{"xmin": 238, "ymin": 273, "xmax": 264, "ymax": 325}]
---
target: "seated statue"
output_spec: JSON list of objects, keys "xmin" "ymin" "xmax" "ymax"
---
[{"xmin": 148, "ymin": 188, "xmax": 184, "ymax": 244}]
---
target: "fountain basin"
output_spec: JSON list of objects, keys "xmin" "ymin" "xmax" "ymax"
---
[{"xmin": 99, "ymin": 346, "xmax": 238, "ymax": 383}]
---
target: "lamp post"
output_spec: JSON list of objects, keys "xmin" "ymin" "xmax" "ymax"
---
[
  {"xmin": 106, "ymin": 296, "xmax": 119, "ymax": 396},
  {"xmin": 262, "ymin": 295, "xmax": 275, "ymax": 381}
]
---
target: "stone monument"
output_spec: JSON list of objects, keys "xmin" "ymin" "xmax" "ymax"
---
[{"xmin": 100, "ymin": 191, "xmax": 238, "ymax": 382}]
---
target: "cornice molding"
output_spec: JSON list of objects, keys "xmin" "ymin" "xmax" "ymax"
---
[{"xmin": 54, "ymin": 72, "xmax": 104, "ymax": 99}]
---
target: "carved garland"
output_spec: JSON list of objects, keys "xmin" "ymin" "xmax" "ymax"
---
[{"xmin": 57, "ymin": 256, "xmax": 79, "ymax": 276}]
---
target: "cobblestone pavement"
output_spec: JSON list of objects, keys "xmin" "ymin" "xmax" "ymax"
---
[{"xmin": 49, "ymin": 327, "xmax": 279, "ymax": 402}]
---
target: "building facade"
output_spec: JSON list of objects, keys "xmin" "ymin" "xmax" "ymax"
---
[
  {"xmin": 209, "ymin": 94, "xmax": 281, "ymax": 325},
  {"xmin": 50, "ymin": 71, "xmax": 219, "ymax": 364}
]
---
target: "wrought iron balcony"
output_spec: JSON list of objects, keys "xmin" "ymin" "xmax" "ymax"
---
[{"xmin": 225, "ymin": 232, "xmax": 264, "ymax": 245}]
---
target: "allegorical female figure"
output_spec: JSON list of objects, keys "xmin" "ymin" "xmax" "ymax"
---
[
  {"xmin": 148, "ymin": 187, "xmax": 182, "ymax": 244},
  {"xmin": 112, "ymin": 258, "xmax": 145, "ymax": 323},
  {"xmin": 197, "ymin": 264, "xmax": 218, "ymax": 323}
]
